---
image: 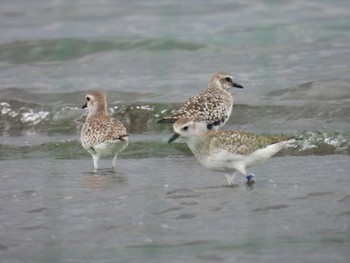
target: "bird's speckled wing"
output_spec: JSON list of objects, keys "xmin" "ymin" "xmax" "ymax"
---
[
  {"xmin": 81, "ymin": 116, "xmax": 127, "ymax": 147},
  {"xmin": 166, "ymin": 88, "xmax": 232, "ymax": 124},
  {"xmin": 196, "ymin": 131, "xmax": 290, "ymax": 156}
]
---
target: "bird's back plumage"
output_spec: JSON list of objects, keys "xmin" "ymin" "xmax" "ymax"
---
[
  {"xmin": 158, "ymin": 72, "xmax": 242, "ymax": 130},
  {"xmin": 81, "ymin": 115, "xmax": 127, "ymax": 148}
]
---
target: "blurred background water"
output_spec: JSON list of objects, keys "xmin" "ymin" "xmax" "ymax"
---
[{"xmin": 0, "ymin": 0, "xmax": 350, "ymax": 262}]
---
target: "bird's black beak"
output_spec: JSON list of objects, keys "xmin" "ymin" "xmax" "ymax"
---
[
  {"xmin": 232, "ymin": 82, "xmax": 244, "ymax": 89},
  {"xmin": 168, "ymin": 133, "xmax": 180, "ymax": 143},
  {"xmin": 82, "ymin": 103, "xmax": 87, "ymax": 109}
]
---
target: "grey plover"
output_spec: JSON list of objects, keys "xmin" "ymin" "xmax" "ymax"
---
[
  {"xmin": 169, "ymin": 117, "xmax": 295, "ymax": 186},
  {"xmin": 158, "ymin": 71, "xmax": 243, "ymax": 131},
  {"xmin": 80, "ymin": 91, "xmax": 128, "ymax": 171}
]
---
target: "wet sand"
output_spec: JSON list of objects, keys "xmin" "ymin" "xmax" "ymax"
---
[{"xmin": 1, "ymin": 155, "xmax": 349, "ymax": 263}]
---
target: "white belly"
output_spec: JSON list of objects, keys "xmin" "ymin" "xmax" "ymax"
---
[{"xmin": 92, "ymin": 141, "xmax": 127, "ymax": 157}]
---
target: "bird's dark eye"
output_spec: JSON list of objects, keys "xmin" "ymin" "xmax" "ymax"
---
[
  {"xmin": 86, "ymin": 97, "xmax": 90, "ymax": 101},
  {"xmin": 225, "ymin": 77, "xmax": 232, "ymax": 82},
  {"xmin": 182, "ymin": 126, "xmax": 189, "ymax": 131}
]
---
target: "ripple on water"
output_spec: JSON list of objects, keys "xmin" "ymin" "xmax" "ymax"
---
[
  {"xmin": 251, "ymin": 204, "xmax": 290, "ymax": 212},
  {"xmin": 166, "ymin": 188, "xmax": 201, "ymax": 199}
]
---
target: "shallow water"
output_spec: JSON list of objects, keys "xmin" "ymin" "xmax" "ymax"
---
[
  {"xmin": 1, "ymin": 0, "xmax": 350, "ymax": 262},
  {"xmin": 1, "ymin": 156, "xmax": 350, "ymax": 263}
]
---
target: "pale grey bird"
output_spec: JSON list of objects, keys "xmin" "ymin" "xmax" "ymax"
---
[{"xmin": 169, "ymin": 117, "xmax": 295, "ymax": 186}]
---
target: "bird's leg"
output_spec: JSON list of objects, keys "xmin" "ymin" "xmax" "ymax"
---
[
  {"xmin": 225, "ymin": 173, "xmax": 236, "ymax": 186},
  {"xmin": 112, "ymin": 155, "xmax": 117, "ymax": 170},
  {"xmin": 246, "ymin": 174, "xmax": 256, "ymax": 185},
  {"xmin": 92, "ymin": 154, "xmax": 100, "ymax": 172},
  {"xmin": 225, "ymin": 174, "xmax": 231, "ymax": 185}
]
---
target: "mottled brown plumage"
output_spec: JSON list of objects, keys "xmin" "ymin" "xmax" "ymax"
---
[
  {"xmin": 80, "ymin": 90, "xmax": 128, "ymax": 171},
  {"xmin": 158, "ymin": 72, "xmax": 243, "ymax": 130}
]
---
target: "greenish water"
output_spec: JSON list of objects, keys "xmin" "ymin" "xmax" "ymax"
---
[
  {"xmin": 1, "ymin": 0, "xmax": 350, "ymax": 262},
  {"xmin": 1, "ymin": 130, "xmax": 350, "ymax": 162}
]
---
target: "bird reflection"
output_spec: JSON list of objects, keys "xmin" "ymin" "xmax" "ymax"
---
[{"xmin": 82, "ymin": 169, "xmax": 126, "ymax": 189}]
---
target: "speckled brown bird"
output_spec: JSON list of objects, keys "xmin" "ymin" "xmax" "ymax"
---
[
  {"xmin": 158, "ymin": 71, "xmax": 243, "ymax": 131},
  {"xmin": 80, "ymin": 91, "xmax": 128, "ymax": 171},
  {"xmin": 169, "ymin": 117, "xmax": 295, "ymax": 186}
]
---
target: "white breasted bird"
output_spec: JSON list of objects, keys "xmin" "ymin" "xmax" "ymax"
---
[
  {"xmin": 169, "ymin": 117, "xmax": 295, "ymax": 186},
  {"xmin": 80, "ymin": 91, "xmax": 128, "ymax": 171}
]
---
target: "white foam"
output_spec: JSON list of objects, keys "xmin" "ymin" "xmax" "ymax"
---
[{"xmin": 20, "ymin": 109, "xmax": 50, "ymax": 125}]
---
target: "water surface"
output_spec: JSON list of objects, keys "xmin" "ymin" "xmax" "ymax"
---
[{"xmin": 1, "ymin": 0, "xmax": 350, "ymax": 262}]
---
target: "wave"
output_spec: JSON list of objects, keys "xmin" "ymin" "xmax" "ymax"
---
[
  {"xmin": 0, "ymin": 38, "xmax": 206, "ymax": 63},
  {"xmin": 1, "ymin": 96, "xmax": 349, "ymax": 136},
  {"xmin": 266, "ymin": 79, "xmax": 350, "ymax": 102},
  {"xmin": 1, "ymin": 88, "xmax": 349, "ymax": 157},
  {"xmin": 0, "ymin": 130, "xmax": 349, "ymax": 160}
]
